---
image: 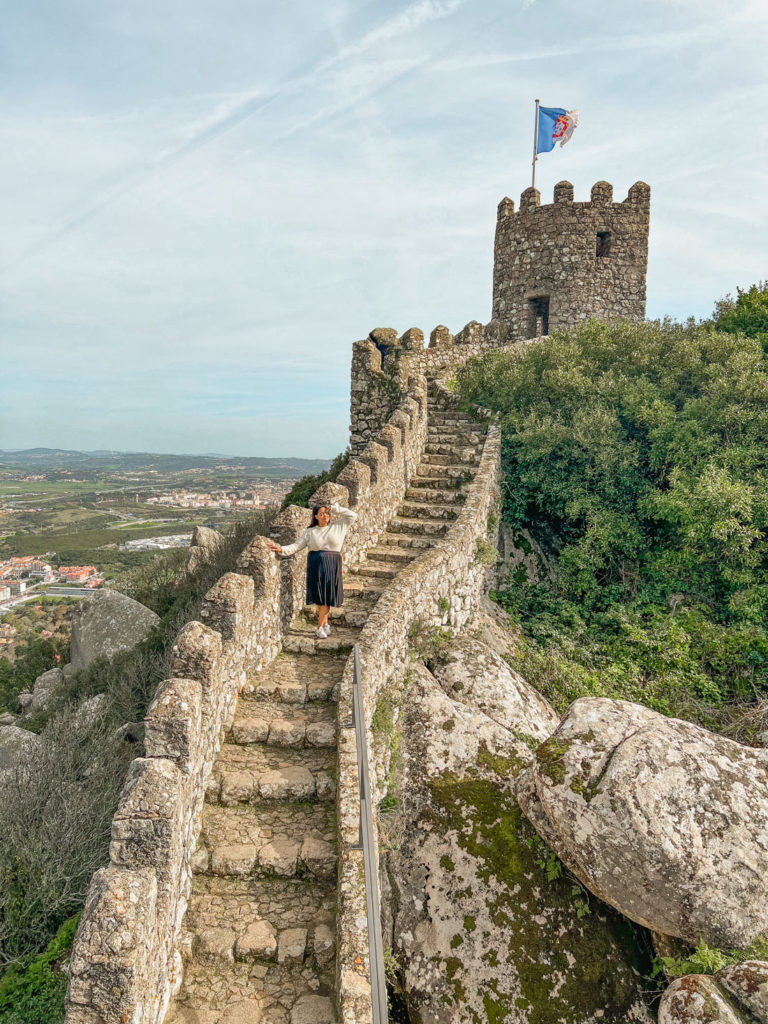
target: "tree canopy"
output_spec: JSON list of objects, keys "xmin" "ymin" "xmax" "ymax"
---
[
  {"xmin": 713, "ymin": 281, "xmax": 768, "ymax": 345},
  {"xmin": 458, "ymin": 318, "xmax": 768, "ymax": 729}
]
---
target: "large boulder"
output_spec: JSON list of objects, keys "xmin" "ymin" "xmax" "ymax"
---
[
  {"xmin": 716, "ymin": 961, "xmax": 768, "ymax": 1022},
  {"xmin": 429, "ymin": 633, "xmax": 558, "ymax": 743},
  {"xmin": 186, "ymin": 525, "xmax": 225, "ymax": 575},
  {"xmin": 658, "ymin": 975, "xmax": 747, "ymax": 1024},
  {"xmin": 517, "ymin": 697, "xmax": 768, "ymax": 948},
  {"xmin": 0, "ymin": 725, "xmax": 42, "ymax": 772},
  {"xmin": 384, "ymin": 629, "xmax": 652, "ymax": 1024},
  {"xmin": 659, "ymin": 963, "xmax": 768, "ymax": 1023},
  {"xmin": 28, "ymin": 667, "xmax": 66, "ymax": 712},
  {"xmin": 70, "ymin": 589, "xmax": 159, "ymax": 671}
]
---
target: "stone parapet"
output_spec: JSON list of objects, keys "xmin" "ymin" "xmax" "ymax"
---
[
  {"xmin": 335, "ymin": 383, "xmax": 502, "ymax": 1024},
  {"xmin": 65, "ymin": 377, "xmax": 432, "ymax": 1024},
  {"xmin": 65, "ymin": 539, "xmax": 288, "ymax": 1024}
]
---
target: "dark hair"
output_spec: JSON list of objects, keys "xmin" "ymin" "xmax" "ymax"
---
[{"xmin": 310, "ymin": 505, "xmax": 330, "ymax": 528}]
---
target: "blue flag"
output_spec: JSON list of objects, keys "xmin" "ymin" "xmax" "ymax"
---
[{"xmin": 537, "ymin": 106, "xmax": 579, "ymax": 153}]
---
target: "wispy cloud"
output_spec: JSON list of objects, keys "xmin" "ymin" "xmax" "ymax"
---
[
  {"xmin": 0, "ymin": 0, "xmax": 468, "ymax": 276},
  {"xmin": 1, "ymin": 0, "xmax": 767, "ymax": 455}
]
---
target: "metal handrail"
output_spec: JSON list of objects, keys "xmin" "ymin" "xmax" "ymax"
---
[{"xmin": 351, "ymin": 644, "xmax": 389, "ymax": 1023}]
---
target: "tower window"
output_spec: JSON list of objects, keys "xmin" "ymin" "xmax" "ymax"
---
[
  {"xmin": 528, "ymin": 297, "xmax": 550, "ymax": 337},
  {"xmin": 596, "ymin": 231, "xmax": 612, "ymax": 257}
]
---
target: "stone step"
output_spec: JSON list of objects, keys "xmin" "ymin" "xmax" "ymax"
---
[
  {"xmin": 195, "ymin": 803, "xmax": 336, "ymax": 881},
  {"xmin": 185, "ymin": 872, "xmax": 334, "ymax": 948},
  {"xmin": 377, "ymin": 531, "xmax": 435, "ymax": 550},
  {"xmin": 169, "ymin": 976, "xmax": 338, "ymax": 1024},
  {"xmin": 427, "ymin": 426, "xmax": 485, "ymax": 440},
  {"xmin": 409, "ymin": 476, "xmax": 472, "ymax": 492},
  {"xmin": 342, "ymin": 578, "xmax": 388, "ymax": 601},
  {"xmin": 209, "ymin": 764, "xmax": 337, "ymax": 806},
  {"xmin": 366, "ymin": 545, "xmax": 418, "ymax": 564},
  {"xmin": 211, "ymin": 740, "xmax": 335, "ymax": 802},
  {"xmin": 404, "ymin": 485, "xmax": 467, "ymax": 503},
  {"xmin": 248, "ymin": 653, "xmax": 343, "ymax": 704},
  {"xmin": 188, "ymin": 913, "xmax": 336, "ymax": 970},
  {"xmin": 349, "ymin": 562, "xmax": 399, "ymax": 580},
  {"xmin": 424, "ymin": 441, "xmax": 482, "ymax": 459},
  {"xmin": 423, "ymin": 451, "xmax": 478, "ymax": 466},
  {"xmin": 398, "ymin": 500, "xmax": 460, "ymax": 521},
  {"xmin": 414, "ymin": 463, "xmax": 476, "ymax": 480},
  {"xmin": 302, "ymin": 595, "xmax": 374, "ymax": 628},
  {"xmin": 228, "ymin": 700, "xmax": 336, "ymax": 750},
  {"xmin": 387, "ymin": 516, "xmax": 450, "ymax": 537},
  {"xmin": 429, "ymin": 408, "xmax": 471, "ymax": 419},
  {"xmin": 282, "ymin": 622, "xmax": 359, "ymax": 656}
]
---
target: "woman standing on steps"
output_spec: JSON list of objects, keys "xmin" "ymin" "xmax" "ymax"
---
[{"xmin": 268, "ymin": 501, "xmax": 357, "ymax": 639}]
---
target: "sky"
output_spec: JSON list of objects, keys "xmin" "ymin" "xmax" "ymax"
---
[{"xmin": 1, "ymin": 0, "xmax": 767, "ymax": 460}]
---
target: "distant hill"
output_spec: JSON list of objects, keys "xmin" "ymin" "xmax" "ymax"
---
[{"xmin": 0, "ymin": 449, "xmax": 330, "ymax": 475}]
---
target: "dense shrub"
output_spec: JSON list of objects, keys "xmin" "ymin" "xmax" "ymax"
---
[
  {"xmin": 713, "ymin": 280, "xmax": 768, "ymax": 347},
  {"xmin": 458, "ymin": 318, "xmax": 768, "ymax": 727},
  {"xmin": 281, "ymin": 451, "xmax": 348, "ymax": 510},
  {"xmin": 0, "ymin": 636, "xmax": 70, "ymax": 714},
  {"xmin": 0, "ymin": 914, "xmax": 79, "ymax": 1023}
]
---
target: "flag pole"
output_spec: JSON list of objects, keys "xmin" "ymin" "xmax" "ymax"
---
[{"xmin": 532, "ymin": 98, "xmax": 540, "ymax": 189}]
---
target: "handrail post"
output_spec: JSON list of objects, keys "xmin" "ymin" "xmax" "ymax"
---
[{"xmin": 351, "ymin": 644, "xmax": 389, "ymax": 1024}]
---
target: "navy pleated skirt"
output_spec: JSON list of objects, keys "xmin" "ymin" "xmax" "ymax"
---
[{"xmin": 306, "ymin": 550, "xmax": 343, "ymax": 607}]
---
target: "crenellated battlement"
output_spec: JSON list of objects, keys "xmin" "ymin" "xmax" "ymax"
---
[
  {"xmin": 493, "ymin": 179, "xmax": 651, "ymax": 337},
  {"xmin": 350, "ymin": 319, "xmax": 510, "ymax": 453}
]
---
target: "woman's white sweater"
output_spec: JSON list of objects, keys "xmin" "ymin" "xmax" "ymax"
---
[{"xmin": 280, "ymin": 502, "xmax": 357, "ymax": 557}]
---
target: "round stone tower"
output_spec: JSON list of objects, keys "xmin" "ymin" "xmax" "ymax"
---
[{"xmin": 492, "ymin": 180, "xmax": 651, "ymax": 338}]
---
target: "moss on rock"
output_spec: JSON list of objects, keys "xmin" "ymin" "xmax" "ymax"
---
[{"xmin": 427, "ymin": 771, "xmax": 653, "ymax": 1023}]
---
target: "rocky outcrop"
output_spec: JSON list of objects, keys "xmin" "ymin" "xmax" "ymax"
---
[
  {"xmin": 0, "ymin": 724, "xmax": 41, "ymax": 772},
  {"xmin": 429, "ymin": 632, "xmax": 558, "ymax": 743},
  {"xmin": 659, "ymin": 962, "xmax": 768, "ymax": 1023},
  {"xmin": 186, "ymin": 525, "xmax": 225, "ymax": 575},
  {"xmin": 659, "ymin": 975, "xmax": 748, "ymax": 1023},
  {"xmin": 516, "ymin": 698, "xmax": 768, "ymax": 948},
  {"xmin": 716, "ymin": 961, "xmax": 768, "ymax": 1022},
  {"xmin": 27, "ymin": 666, "xmax": 66, "ymax": 712},
  {"xmin": 69, "ymin": 589, "xmax": 159, "ymax": 671},
  {"xmin": 496, "ymin": 523, "xmax": 556, "ymax": 587},
  {"xmin": 384, "ymin": 632, "xmax": 652, "ymax": 1024}
]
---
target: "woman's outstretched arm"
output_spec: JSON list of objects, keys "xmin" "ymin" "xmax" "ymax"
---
[{"xmin": 270, "ymin": 530, "xmax": 310, "ymax": 557}]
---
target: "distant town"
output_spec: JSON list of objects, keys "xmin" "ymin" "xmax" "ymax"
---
[
  {"xmin": 144, "ymin": 484, "xmax": 288, "ymax": 509},
  {"xmin": 0, "ymin": 449, "xmax": 331, "ymax": 616},
  {"xmin": 0, "ymin": 554, "xmax": 105, "ymax": 610}
]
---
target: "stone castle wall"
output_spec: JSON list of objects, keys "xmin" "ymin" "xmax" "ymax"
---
[
  {"xmin": 492, "ymin": 180, "xmax": 651, "ymax": 338},
  {"xmin": 64, "ymin": 374, "xmax": 432, "ymax": 1024},
  {"xmin": 350, "ymin": 319, "xmax": 511, "ymax": 453},
  {"xmin": 334, "ymin": 382, "xmax": 502, "ymax": 1024},
  {"xmin": 66, "ymin": 177, "xmax": 650, "ymax": 1024}
]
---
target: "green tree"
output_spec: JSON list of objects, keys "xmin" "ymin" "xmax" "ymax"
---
[
  {"xmin": 457, "ymin": 317, "xmax": 768, "ymax": 721},
  {"xmin": 713, "ymin": 281, "xmax": 768, "ymax": 345},
  {"xmin": 281, "ymin": 450, "xmax": 349, "ymax": 509}
]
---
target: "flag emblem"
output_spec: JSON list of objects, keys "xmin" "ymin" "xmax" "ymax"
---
[{"xmin": 537, "ymin": 106, "xmax": 579, "ymax": 153}]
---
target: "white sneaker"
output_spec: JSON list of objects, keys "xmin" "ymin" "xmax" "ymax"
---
[
  {"xmin": 323, "ymin": 623, "xmax": 331, "ymax": 637},
  {"xmin": 315, "ymin": 627, "xmax": 326, "ymax": 639}
]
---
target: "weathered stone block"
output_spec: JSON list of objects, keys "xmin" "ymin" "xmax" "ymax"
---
[
  {"xmin": 200, "ymin": 572, "xmax": 254, "ymax": 642},
  {"xmin": 169, "ymin": 621, "xmax": 222, "ymax": 688},
  {"xmin": 67, "ymin": 866, "xmax": 157, "ymax": 1014},
  {"xmin": 109, "ymin": 758, "xmax": 184, "ymax": 882},
  {"xmin": 144, "ymin": 677, "xmax": 203, "ymax": 774}
]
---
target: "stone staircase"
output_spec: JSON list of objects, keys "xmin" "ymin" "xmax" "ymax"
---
[{"xmin": 165, "ymin": 392, "xmax": 486, "ymax": 1024}]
